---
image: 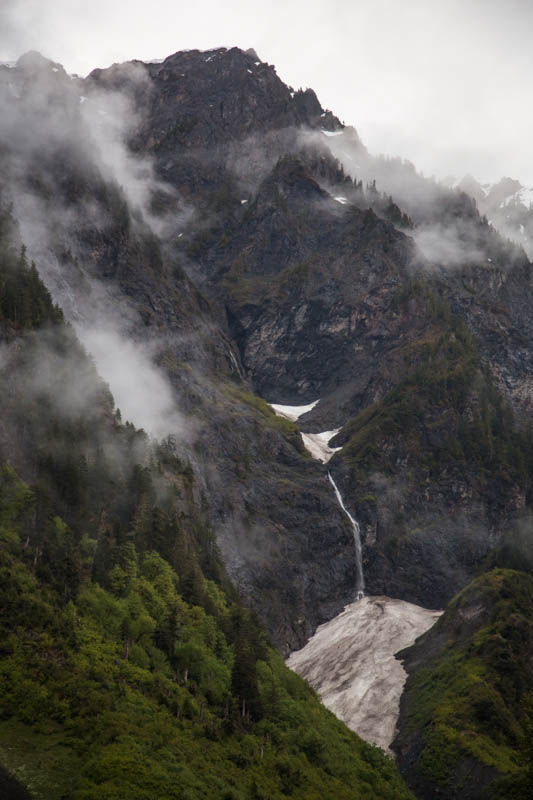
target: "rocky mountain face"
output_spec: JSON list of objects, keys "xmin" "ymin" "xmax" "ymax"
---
[
  {"xmin": 0, "ymin": 50, "xmax": 365, "ymax": 654},
  {"xmin": 2, "ymin": 45, "xmax": 533, "ymax": 797},
  {"xmin": 0, "ymin": 131, "xmax": 414, "ymax": 800},
  {"xmin": 2, "ymin": 46, "xmax": 533, "ymax": 641}
]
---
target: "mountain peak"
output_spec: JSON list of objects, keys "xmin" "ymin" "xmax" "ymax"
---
[{"xmin": 16, "ymin": 50, "xmax": 66, "ymax": 76}]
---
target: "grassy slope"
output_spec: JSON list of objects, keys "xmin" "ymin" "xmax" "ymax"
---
[{"xmin": 395, "ymin": 569, "xmax": 533, "ymax": 798}]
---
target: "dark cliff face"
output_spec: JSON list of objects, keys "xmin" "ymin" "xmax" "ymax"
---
[
  {"xmin": 86, "ymin": 47, "xmax": 349, "ymax": 213},
  {"xmin": 3, "ymin": 46, "xmax": 533, "ymax": 651},
  {"xmin": 208, "ymin": 156, "xmax": 416, "ymax": 404}
]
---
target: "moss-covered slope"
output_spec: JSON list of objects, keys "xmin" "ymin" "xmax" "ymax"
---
[{"xmin": 394, "ymin": 569, "xmax": 533, "ymax": 799}]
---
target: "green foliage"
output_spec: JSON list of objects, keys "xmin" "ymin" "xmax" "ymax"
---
[
  {"xmin": 0, "ymin": 464, "xmax": 413, "ymax": 800},
  {"xmin": 0, "ymin": 201, "xmax": 62, "ymax": 329},
  {"xmin": 398, "ymin": 570, "xmax": 533, "ymax": 794},
  {"xmin": 0, "ymin": 216, "xmax": 412, "ymax": 798}
]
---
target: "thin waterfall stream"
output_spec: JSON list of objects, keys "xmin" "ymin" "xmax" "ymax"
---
[
  {"xmin": 328, "ymin": 472, "xmax": 365, "ymax": 599},
  {"xmin": 270, "ymin": 398, "xmax": 443, "ymax": 753}
]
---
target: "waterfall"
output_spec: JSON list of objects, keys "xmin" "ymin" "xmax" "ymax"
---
[{"xmin": 328, "ymin": 472, "xmax": 364, "ymax": 599}]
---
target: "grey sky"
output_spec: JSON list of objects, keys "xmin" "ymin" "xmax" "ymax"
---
[{"xmin": 2, "ymin": 0, "xmax": 532, "ymax": 185}]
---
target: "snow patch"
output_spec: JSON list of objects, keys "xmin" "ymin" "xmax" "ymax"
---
[
  {"xmin": 334, "ymin": 196, "xmax": 348, "ymax": 205},
  {"xmin": 287, "ymin": 596, "xmax": 442, "ymax": 753},
  {"xmin": 301, "ymin": 430, "xmax": 341, "ymax": 463},
  {"xmin": 321, "ymin": 129, "xmax": 344, "ymax": 137},
  {"xmin": 270, "ymin": 401, "xmax": 342, "ymax": 461},
  {"xmin": 270, "ymin": 400, "xmax": 319, "ymax": 421}
]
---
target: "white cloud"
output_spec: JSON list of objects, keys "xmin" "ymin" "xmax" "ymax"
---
[{"xmin": 77, "ymin": 323, "xmax": 185, "ymax": 439}]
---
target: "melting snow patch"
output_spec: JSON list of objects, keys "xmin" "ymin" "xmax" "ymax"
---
[
  {"xmin": 301, "ymin": 430, "xmax": 341, "ymax": 463},
  {"xmin": 321, "ymin": 129, "xmax": 344, "ymax": 137},
  {"xmin": 270, "ymin": 400, "xmax": 319, "ymax": 421},
  {"xmin": 334, "ymin": 196, "xmax": 348, "ymax": 205},
  {"xmin": 247, "ymin": 68, "xmax": 253, "ymax": 74},
  {"xmin": 270, "ymin": 401, "xmax": 343, "ymax": 463},
  {"xmin": 287, "ymin": 597, "xmax": 442, "ymax": 754},
  {"xmin": 241, "ymin": 199, "xmax": 248, "ymax": 204}
]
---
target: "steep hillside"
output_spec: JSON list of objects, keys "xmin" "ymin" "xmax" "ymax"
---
[
  {"xmin": 394, "ymin": 568, "xmax": 533, "ymax": 800},
  {"xmin": 1, "ymin": 463, "xmax": 414, "ymax": 800},
  {"xmin": 0, "ymin": 219, "xmax": 414, "ymax": 799}
]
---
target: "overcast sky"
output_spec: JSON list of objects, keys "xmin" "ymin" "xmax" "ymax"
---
[{"xmin": 1, "ymin": 0, "xmax": 532, "ymax": 185}]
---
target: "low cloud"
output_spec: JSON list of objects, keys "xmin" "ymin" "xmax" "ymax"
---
[
  {"xmin": 78, "ymin": 323, "xmax": 185, "ymax": 439},
  {"xmin": 413, "ymin": 224, "xmax": 484, "ymax": 266},
  {"xmin": 0, "ymin": 53, "xmax": 191, "ymax": 442}
]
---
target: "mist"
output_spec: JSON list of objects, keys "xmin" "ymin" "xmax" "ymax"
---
[
  {"xmin": 2, "ymin": 0, "xmax": 533, "ymax": 187},
  {"xmin": 413, "ymin": 225, "xmax": 484, "ymax": 267},
  {"xmin": 78, "ymin": 323, "xmax": 185, "ymax": 439},
  {"xmin": 0, "ymin": 53, "xmax": 188, "ymax": 441}
]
